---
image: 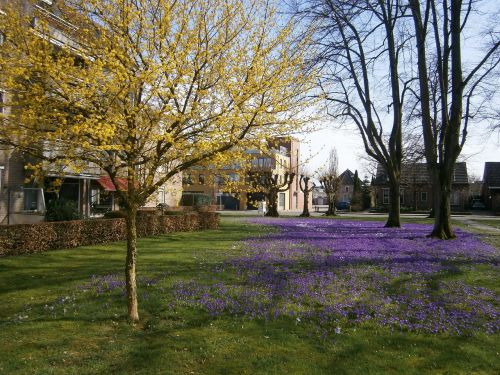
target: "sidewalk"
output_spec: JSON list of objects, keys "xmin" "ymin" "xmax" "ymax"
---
[{"xmin": 217, "ymin": 209, "xmax": 500, "ymax": 221}]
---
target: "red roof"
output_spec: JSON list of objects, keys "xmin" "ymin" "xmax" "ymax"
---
[{"xmin": 97, "ymin": 176, "xmax": 128, "ymax": 191}]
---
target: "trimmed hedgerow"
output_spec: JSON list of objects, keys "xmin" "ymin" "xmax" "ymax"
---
[{"xmin": 0, "ymin": 212, "xmax": 219, "ymax": 256}]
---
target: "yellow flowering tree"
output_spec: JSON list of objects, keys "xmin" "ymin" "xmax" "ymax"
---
[{"xmin": 0, "ymin": 0, "xmax": 314, "ymax": 322}]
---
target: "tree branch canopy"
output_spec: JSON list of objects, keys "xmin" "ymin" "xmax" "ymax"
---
[
  {"xmin": 0, "ymin": 0, "xmax": 316, "ymax": 204},
  {"xmin": 0, "ymin": 0, "xmax": 316, "ymax": 322}
]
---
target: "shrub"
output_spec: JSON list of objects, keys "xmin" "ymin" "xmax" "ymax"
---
[
  {"xmin": 0, "ymin": 212, "xmax": 219, "ymax": 256},
  {"xmin": 45, "ymin": 199, "xmax": 81, "ymax": 222},
  {"xmin": 163, "ymin": 211, "xmax": 184, "ymax": 216},
  {"xmin": 103, "ymin": 210, "xmax": 128, "ymax": 219}
]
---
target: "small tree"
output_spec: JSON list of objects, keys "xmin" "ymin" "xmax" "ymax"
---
[
  {"xmin": 0, "ymin": 0, "xmax": 313, "ymax": 322},
  {"xmin": 249, "ymin": 171, "xmax": 295, "ymax": 217},
  {"xmin": 361, "ymin": 176, "xmax": 372, "ymax": 210},
  {"xmin": 353, "ymin": 170, "xmax": 361, "ymax": 193},
  {"xmin": 299, "ymin": 174, "xmax": 316, "ymax": 217},
  {"xmin": 320, "ymin": 149, "xmax": 341, "ymax": 216}
]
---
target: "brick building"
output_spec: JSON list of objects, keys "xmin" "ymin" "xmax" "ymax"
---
[
  {"xmin": 372, "ymin": 162, "xmax": 469, "ymax": 211},
  {"xmin": 483, "ymin": 162, "xmax": 500, "ymax": 212},
  {"xmin": 0, "ymin": 0, "xmax": 182, "ymax": 224},
  {"xmin": 183, "ymin": 137, "xmax": 311, "ymax": 212}
]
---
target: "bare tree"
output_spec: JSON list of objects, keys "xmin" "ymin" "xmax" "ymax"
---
[
  {"xmin": 249, "ymin": 171, "xmax": 295, "ymax": 217},
  {"xmin": 319, "ymin": 148, "xmax": 342, "ymax": 216},
  {"xmin": 299, "ymin": 173, "xmax": 316, "ymax": 217},
  {"xmin": 409, "ymin": 0, "xmax": 500, "ymax": 238},
  {"xmin": 295, "ymin": 0, "xmax": 413, "ymax": 227}
]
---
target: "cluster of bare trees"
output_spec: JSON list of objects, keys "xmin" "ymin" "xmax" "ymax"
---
[{"xmin": 295, "ymin": 0, "xmax": 499, "ymax": 238}]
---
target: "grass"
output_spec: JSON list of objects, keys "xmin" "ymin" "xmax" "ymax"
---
[{"xmin": 0, "ymin": 216, "xmax": 499, "ymax": 374}]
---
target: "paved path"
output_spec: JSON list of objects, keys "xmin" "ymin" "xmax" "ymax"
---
[{"xmin": 453, "ymin": 217, "xmax": 500, "ymax": 233}]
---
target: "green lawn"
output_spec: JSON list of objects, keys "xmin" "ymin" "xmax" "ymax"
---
[{"xmin": 0, "ymin": 217, "xmax": 498, "ymax": 374}]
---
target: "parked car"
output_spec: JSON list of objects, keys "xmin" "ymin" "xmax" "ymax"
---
[
  {"xmin": 336, "ymin": 201, "xmax": 350, "ymax": 210},
  {"xmin": 471, "ymin": 200, "xmax": 486, "ymax": 210}
]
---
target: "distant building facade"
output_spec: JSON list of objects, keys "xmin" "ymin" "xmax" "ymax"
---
[
  {"xmin": 483, "ymin": 162, "xmax": 500, "ymax": 212},
  {"xmin": 0, "ymin": 1, "xmax": 182, "ymax": 224},
  {"xmin": 312, "ymin": 186, "xmax": 328, "ymax": 205},
  {"xmin": 372, "ymin": 162, "xmax": 469, "ymax": 211},
  {"xmin": 183, "ymin": 137, "xmax": 311, "ymax": 212}
]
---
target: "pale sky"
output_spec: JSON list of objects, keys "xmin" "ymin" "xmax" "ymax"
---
[
  {"xmin": 299, "ymin": 124, "xmax": 500, "ymax": 182},
  {"xmin": 295, "ymin": 0, "xmax": 500, "ymax": 183}
]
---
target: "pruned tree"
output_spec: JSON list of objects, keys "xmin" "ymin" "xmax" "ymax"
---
[
  {"xmin": 299, "ymin": 174, "xmax": 316, "ymax": 217},
  {"xmin": 408, "ymin": 0, "xmax": 500, "ymax": 238},
  {"xmin": 319, "ymin": 148, "xmax": 341, "ymax": 216},
  {"xmin": 249, "ymin": 171, "xmax": 296, "ymax": 217},
  {"xmin": 0, "ymin": 0, "xmax": 314, "ymax": 321},
  {"xmin": 294, "ymin": 0, "xmax": 413, "ymax": 227}
]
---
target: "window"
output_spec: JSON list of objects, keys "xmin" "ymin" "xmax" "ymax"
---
[
  {"xmin": 228, "ymin": 173, "xmax": 239, "ymax": 182},
  {"xmin": 23, "ymin": 188, "xmax": 39, "ymax": 211},
  {"xmin": 382, "ymin": 188, "xmax": 389, "ymax": 204},
  {"xmin": 182, "ymin": 174, "xmax": 193, "ymax": 185},
  {"xmin": 91, "ymin": 188, "xmax": 100, "ymax": 204},
  {"xmin": 345, "ymin": 186, "xmax": 349, "ymax": 192},
  {"xmin": 421, "ymin": 192, "xmax": 427, "ymax": 202},
  {"xmin": 0, "ymin": 166, "xmax": 4, "ymax": 190},
  {"xmin": 198, "ymin": 174, "xmax": 205, "ymax": 185},
  {"xmin": 254, "ymin": 157, "xmax": 272, "ymax": 169},
  {"xmin": 279, "ymin": 193, "xmax": 286, "ymax": 209},
  {"xmin": 214, "ymin": 175, "xmax": 224, "ymax": 184},
  {"xmin": 158, "ymin": 188, "xmax": 165, "ymax": 204},
  {"xmin": 400, "ymin": 188, "xmax": 404, "ymax": 205}
]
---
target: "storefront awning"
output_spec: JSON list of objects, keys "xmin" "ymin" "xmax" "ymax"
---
[{"xmin": 96, "ymin": 176, "xmax": 128, "ymax": 191}]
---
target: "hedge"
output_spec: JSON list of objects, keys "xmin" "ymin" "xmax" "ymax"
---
[{"xmin": 0, "ymin": 212, "xmax": 219, "ymax": 256}]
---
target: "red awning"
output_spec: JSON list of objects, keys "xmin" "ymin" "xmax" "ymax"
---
[{"xmin": 97, "ymin": 176, "xmax": 128, "ymax": 191}]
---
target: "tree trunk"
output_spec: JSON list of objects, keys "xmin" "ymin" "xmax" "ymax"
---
[
  {"xmin": 385, "ymin": 182, "xmax": 401, "ymax": 227},
  {"xmin": 265, "ymin": 190, "xmax": 279, "ymax": 217},
  {"xmin": 325, "ymin": 194, "xmax": 336, "ymax": 216},
  {"xmin": 125, "ymin": 206, "xmax": 139, "ymax": 322},
  {"xmin": 430, "ymin": 173, "xmax": 455, "ymax": 239},
  {"xmin": 300, "ymin": 191, "xmax": 310, "ymax": 217}
]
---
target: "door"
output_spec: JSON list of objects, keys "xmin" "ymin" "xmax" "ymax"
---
[{"xmin": 279, "ymin": 193, "xmax": 286, "ymax": 210}]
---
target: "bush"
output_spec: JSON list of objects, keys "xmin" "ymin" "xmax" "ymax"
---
[
  {"xmin": 103, "ymin": 210, "xmax": 128, "ymax": 219},
  {"xmin": 0, "ymin": 212, "xmax": 219, "ymax": 256},
  {"xmin": 45, "ymin": 199, "xmax": 81, "ymax": 222},
  {"xmin": 163, "ymin": 211, "xmax": 184, "ymax": 216}
]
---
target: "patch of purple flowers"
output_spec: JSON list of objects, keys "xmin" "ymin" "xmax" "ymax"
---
[
  {"xmin": 173, "ymin": 218, "xmax": 499, "ymax": 335},
  {"xmin": 80, "ymin": 273, "xmax": 166, "ymax": 297}
]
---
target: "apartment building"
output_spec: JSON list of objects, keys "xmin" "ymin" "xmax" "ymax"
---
[
  {"xmin": 0, "ymin": 0, "xmax": 182, "ymax": 224},
  {"xmin": 372, "ymin": 162, "xmax": 470, "ymax": 211},
  {"xmin": 183, "ymin": 137, "xmax": 311, "ymax": 212}
]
